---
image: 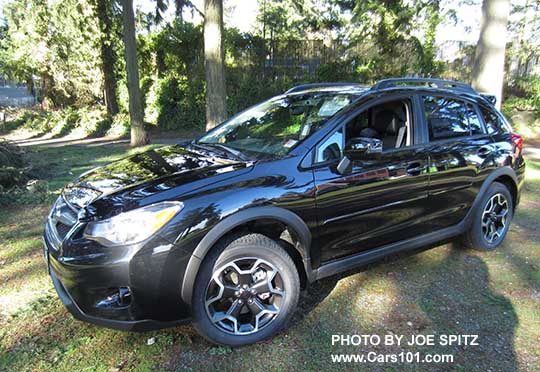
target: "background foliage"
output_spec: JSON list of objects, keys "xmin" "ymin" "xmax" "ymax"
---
[{"xmin": 0, "ymin": 0, "xmax": 538, "ymax": 135}]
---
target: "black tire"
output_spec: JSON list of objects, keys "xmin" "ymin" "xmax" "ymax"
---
[
  {"xmin": 461, "ymin": 182, "xmax": 513, "ymax": 251},
  {"xmin": 192, "ymin": 233, "xmax": 300, "ymax": 346}
]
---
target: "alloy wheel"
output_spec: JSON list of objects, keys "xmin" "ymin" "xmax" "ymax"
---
[
  {"xmin": 481, "ymin": 193, "xmax": 509, "ymax": 244},
  {"xmin": 204, "ymin": 257, "xmax": 285, "ymax": 335}
]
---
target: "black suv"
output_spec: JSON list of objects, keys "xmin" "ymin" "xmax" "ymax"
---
[{"xmin": 43, "ymin": 78, "xmax": 525, "ymax": 346}]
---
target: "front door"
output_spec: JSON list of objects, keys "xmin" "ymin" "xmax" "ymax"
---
[{"xmin": 313, "ymin": 96, "xmax": 431, "ymax": 263}]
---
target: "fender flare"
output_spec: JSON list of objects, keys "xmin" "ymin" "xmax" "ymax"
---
[
  {"xmin": 180, "ymin": 206, "xmax": 313, "ymax": 305},
  {"xmin": 464, "ymin": 166, "xmax": 518, "ymax": 226}
]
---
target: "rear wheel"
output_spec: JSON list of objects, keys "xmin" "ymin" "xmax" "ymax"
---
[
  {"xmin": 192, "ymin": 233, "xmax": 300, "ymax": 346},
  {"xmin": 462, "ymin": 182, "xmax": 513, "ymax": 251}
]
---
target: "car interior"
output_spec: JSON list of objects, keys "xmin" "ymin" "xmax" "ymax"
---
[
  {"xmin": 317, "ymin": 99, "xmax": 412, "ymax": 162},
  {"xmin": 346, "ymin": 99, "xmax": 411, "ymax": 151}
]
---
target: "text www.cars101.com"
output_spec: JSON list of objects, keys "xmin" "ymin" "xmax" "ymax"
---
[{"xmin": 331, "ymin": 352, "xmax": 454, "ymax": 364}]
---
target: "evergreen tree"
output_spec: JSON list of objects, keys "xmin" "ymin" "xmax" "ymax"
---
[{"xmin": 91, "ymin": 0, "xmax": 120, "ymax": 116}]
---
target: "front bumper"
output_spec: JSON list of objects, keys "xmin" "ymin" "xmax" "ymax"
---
[
  {"xmin": 43, "ymin": 223, "xmax": 192, "ymax": 331},
  {"xmin": 48, "ymin": 260, "xmax": 187, "ymax": 331}
]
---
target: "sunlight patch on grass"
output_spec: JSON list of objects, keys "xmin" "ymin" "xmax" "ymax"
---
[
  {"xmin": 0, "ymin": 276, "xmax": 52, "ymax": 318},
  {"xmin": 0, "ymin": 237, "xmax": 42, "ymax": 262},
  {"xmin": 525, "ymin": 164, "xmax": 540, "ymax": 181}
]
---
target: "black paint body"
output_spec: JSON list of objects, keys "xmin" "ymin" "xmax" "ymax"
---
[{"xmin": 43, "ymin": 85, "xmax": 526, "ymax": 330}]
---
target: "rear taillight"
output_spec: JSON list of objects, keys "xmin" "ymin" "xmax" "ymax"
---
[{"xmin": 511, "ymin": 133, "xmax": 523, "ymax": 155}]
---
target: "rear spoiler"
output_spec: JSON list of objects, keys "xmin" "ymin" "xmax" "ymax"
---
[{"xmin": 480, "ymin": 94, "xmax": 496, "ymax": 105}]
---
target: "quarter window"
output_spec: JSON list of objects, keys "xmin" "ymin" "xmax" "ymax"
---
[
  {"xmin": 423, "ymin": 96, "xmax": 469, "ymax": 140},
  {"xmin": 480, "ymin": 106, "xmax": 510, "ymax": 134},
  {"xmin": 316, "ymin": 127, "xmax": 343, "ymax": 162}
]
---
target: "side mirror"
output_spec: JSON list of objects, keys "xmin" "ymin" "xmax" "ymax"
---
[
  {"xmin": 343, "ymin": 137, "xmax": 383, "ymax": 160},
  {"xmin": 337, "ymin": 137, "xmax": 382, "ymax": 175}
]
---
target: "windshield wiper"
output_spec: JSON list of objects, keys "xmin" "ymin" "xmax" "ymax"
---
[
  {"xmin": 209, "ymin": 143, "xmax": 251, "ymax": 161},
  {"xmin": 192, "ymin": 142, "xmax": 250, "ymax": 161}
]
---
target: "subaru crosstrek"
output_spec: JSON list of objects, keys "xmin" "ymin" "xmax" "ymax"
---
[{"xmin": 43, "ymin": 78, "xmax": 525, "ymax": 346}]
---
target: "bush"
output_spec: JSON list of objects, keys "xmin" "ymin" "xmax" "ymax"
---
[
  {"xmin": 107, "ymin": 113, "xmax": 131, "ymax": 137},
  {"xmin": 0, "ymin": 140, "xmax": 28, "ymax": 189},
  {"xmin": 72, "ymin": 107, "xmax": 111, "ymax": 137},
  {"xmin": 0, "ymin": 140, "xmax": 51, "ymax": 206},
  {"xmin": 148, "ymin": 76, "xmax": 205, "ymax": 130},
  {"xmin": 1, "ymin": 106, "xmax": 112, "ymax": 138},
  {"xmin": 505, "ymin": 77, "xmax": 540, "ymax": 112},
  {"xmin": 0, "ymin": 109, "xmax": 51, "ymax": 136},
  {"xmin": 0, "ymin": 180, "xmax": 50, "ymax": 206}
]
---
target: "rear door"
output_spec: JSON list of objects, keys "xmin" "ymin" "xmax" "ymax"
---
[
  {"xmin": 312, "ymin": 94, "xmax": 431, "ymax": 263},
  {"xmin": 420, "ymin": 94, "xmax": 494, "ymax": 230}
]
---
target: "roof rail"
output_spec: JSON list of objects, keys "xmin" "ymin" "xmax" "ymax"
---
[
  {"xmin": 372, "ymin": 78, "xmax": 477, "ymax": 94},
  {"xmin": 285, "ymin": 82, "xmax": 367, "ymax": 94}
]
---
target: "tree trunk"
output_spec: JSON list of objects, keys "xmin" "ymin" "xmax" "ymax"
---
[
  {"xmin": 121, "ymin": 0, "xmax": 148, "ymax": 146},
  {"xmin": 204, "ymin": 0, "xmax": 227, "ymax": 131},
  {"xmin": 471, "ymin": 0, "xmax": 510, "ymax": 109},
  {"xmin": 93, "ymin": 0, "xmax": 119, "ymax": 116}
]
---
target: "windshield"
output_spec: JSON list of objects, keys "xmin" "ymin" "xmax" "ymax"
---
[{"xmin": 197, "ymin": 92, "xmax": 357, "ymax": 159}]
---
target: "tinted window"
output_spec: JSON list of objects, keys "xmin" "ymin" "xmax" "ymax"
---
[
  {"xmin": 467, "ymin": 104, "xmax": 484, "ymax": 135},
  {"xmin": 480, "ymin": 106, "xmax": 510, "ymax": 134},
  {"xmin": 423, "ymin": 96, "xmax": 469, "ymax": 140}
]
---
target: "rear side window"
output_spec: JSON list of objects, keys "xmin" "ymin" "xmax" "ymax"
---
[
  {"xmin": 423, "ymin": 96, "xmax": 469, "ymax": 140},
  {"xmin": 480, "ymin": 106, "xmax": 510, "ymax": 134}
]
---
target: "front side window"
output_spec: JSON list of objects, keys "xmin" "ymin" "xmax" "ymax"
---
[
  {"xmin": 423, "ymin": 96, "xmax": 469, "ymax": 140},
  {"xmin": 314, "ymin": 98, "xmax": 412, "ymax": 163},
  {"xmin": 346, "ymin": 99, "xmax": 412, "ymax": 151},
  {"xmin": 198, "ymin": 93, "xmax": 357, "ymax": 159}
]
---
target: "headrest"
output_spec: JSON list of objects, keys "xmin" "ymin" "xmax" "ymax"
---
[
  {"xmin": 385, "ymin": 116, "xmax": 401, "ymax": 135},
  {"xmin": 373, "ymin": 110, "xmax": 398, "ymax": 134}
]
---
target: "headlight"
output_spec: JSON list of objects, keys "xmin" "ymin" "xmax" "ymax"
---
[{"xmin": 83, "ymin": 201, "xmax": 183, "ymax": 246}]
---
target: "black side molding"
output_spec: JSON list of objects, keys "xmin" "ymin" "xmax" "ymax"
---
[{"xmin": 315, "ymin": 224, "xmax": 463, "ymax": 280}]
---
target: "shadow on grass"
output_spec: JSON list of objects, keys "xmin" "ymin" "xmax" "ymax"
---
[
  {"xmin": 1, "ymin": 292, "xmax": 198, "ymax": 372},
  {"xmin": 1, "ymin": 295, "xmax": 87, "ymax": 369},
  {"xmin": 417, "ymin": 250, "xmax": 518, "ymax": 371},
  {"xmin": 0, "ymin": 258, "xmax": 46, "ymax": 285},
  {"xmin": 280, "ymin": 242, "xmax": 520, "ymax": 371}
]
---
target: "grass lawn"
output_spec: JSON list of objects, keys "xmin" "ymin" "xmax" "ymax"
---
[{"xmin": 1, "ymin": 140, "xmax": 539, "ymax": 372}]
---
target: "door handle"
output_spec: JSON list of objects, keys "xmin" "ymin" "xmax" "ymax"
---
[
  {"xmin": 478, "ymin": 146, "xmax": 493, "ymax": 158},
  {"xmin": 406, "ymin": 162, "xmax": 426, "ymax": 175}
]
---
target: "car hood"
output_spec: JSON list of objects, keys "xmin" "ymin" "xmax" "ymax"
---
[{"xmin": 62, "ymin": 145, "xmax": 254, "ymax": 213}]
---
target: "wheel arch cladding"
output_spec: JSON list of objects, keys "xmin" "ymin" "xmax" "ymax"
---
[
  {"xmin": 460, "ymin": 166, "xmax": 518, "ymax": 228},
  {"xmin": 493, "ymin": 175, "xmax": 518, "ymax": 210},
  {"xmin": 180, "ymin": 206, "xmax": 313, "ymax": 305}
]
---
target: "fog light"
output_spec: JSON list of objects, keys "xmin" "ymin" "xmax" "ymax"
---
[{"xmin": 95, "ymin": 287, "xmax": 132, "ymax": 309}]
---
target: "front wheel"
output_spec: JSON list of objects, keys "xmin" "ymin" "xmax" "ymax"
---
[
  {"xmin": 462, "ymin": 182, "xmax": 513, "ymax": 251},
  {"xmin": 192, "ymin": 233, "xmax": 300, "ymax": 346}
]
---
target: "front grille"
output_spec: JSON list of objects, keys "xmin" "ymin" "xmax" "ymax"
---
[
  {"xmin": 46, "ymin": 196, "xmax": 80, "ymax": 250},
  {"xmin": 55, "ymin": 222, "xmax": 72, "ymax": 240}
]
